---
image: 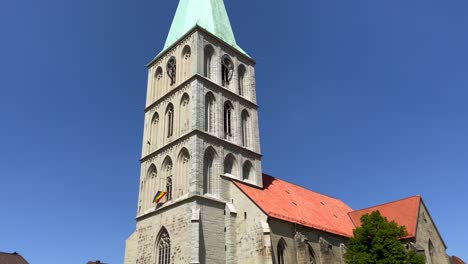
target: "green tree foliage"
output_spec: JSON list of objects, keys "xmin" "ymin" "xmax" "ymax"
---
[{"xmin": 345, "ymin": 211, "xmax": 425, "ymax": 264}]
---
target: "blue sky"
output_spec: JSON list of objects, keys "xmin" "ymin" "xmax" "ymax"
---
[{"xmin": 0, "ymin": 0, "xmax": 467, "ymax": 263}]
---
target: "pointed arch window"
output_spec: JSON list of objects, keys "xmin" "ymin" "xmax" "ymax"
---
[
  {"xmin": 166, "ymin": 56, "xmax": 176, "ymax": 86},
  {"xmin": 203, "ymin": 150, "xmax": 216, "ymax": 194},
  {"xmin": 238, "ymin": 65, "xmax": 246, "ymax": 96},
  {"xmin": 221, "ymin": 55, "xmax": 234, "ymax": 87},
  {"xmin": 241, "ymin": 110, "xmax": 250, "ymax": 148},
  {"xmin": 149, "ymin": 112, "xmax": 159, "ymax": 151},
  {"xmin": 224, "ymin": 154, "xmax": 237, "ymax": 176},
  {"xmin": 163, "ymin": 157, "xmax": 173, "ymax": 201},
  {"xmin": 205, "ymin": 93, "xmax": 215, "ymax": 133},
  {"xmin": 224, "ymin": 102, "xmax": 233, "ymax": 139},
  {"xmin": 177, "ymin": 148, "xmax": 190, "ymax": 197},
  {"xmin": 204, "ymin": 45, "xmax": 214, "ymax": 79},
  {"xmin": 153, "ymin": 67, "xmax": 163, "ymax": 101},
  {"xmin": 179, "ymin": 93, "xmax": 190, "ymax": 134},
  {"xmin": 277, "ymin": 239, "xmax": 287, "ymax": 264},
  {"xmin": 308, "ymin": 245, "xmax": 316, "ymax": 264},
  {"xmin": 166, "ymin": 104, "xmax": 174, "ymax": 138},
  {"xmin": 242, "ymin": 161, "xmax": 253, "ymax": 181},
  {"xmin": 157, "ymin": 228, "xmax": 171, "ymax": 264}
]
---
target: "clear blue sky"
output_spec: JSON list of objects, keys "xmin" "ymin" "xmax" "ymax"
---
[{"xmin": 0, "ymin": 0, "xmax": 467, "ymax": 263}]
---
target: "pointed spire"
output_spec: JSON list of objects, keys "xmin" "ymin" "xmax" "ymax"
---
[{"xmin": 163, "ymin": 0, "xmax": 247, "ymax": 55}]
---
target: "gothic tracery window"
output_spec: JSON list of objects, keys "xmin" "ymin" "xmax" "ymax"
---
[
  {"xmin": 166, "ymin": 56, "xmax": 176, "ymax": 86},
  {"xmin": 157, "ymin": 228, "xmax": 171, "ymax": 264},
  {"xmin": 221, "ymin": 55, "xmax": 234, "ymax": 87}
]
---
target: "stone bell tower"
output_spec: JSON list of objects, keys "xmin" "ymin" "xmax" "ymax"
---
[{"xmin": 124, "ymin": 0, "xmax": 262, "ymax": 263}]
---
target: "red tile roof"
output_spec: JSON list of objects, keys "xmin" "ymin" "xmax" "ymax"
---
[
  {"xmin": 234, "ymin": 174, "xmax": 356, "ymax": 237},
  {"xmin": 348, "ymin": 195, "xmax": 421, "ymax": 238},
  {"xmin": 453, "ymin": 256, "xmax": 466, "ymax": 264},
  {"xmin": 0, "ymin": 252, "xmax": 29, "ymax": 264}
]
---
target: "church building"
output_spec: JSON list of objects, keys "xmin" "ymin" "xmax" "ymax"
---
[{"xmin": 124, "ymin": 1, "xmax": 461, "ymax": 263}]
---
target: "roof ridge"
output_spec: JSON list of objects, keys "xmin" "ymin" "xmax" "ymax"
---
[
  {"xmin": 262, "ymin": 173, "xmax": 351, "ymax": 206},
  {"xmin": 351, "ymin": 194, "xmax": 421, "ymax": 213}
]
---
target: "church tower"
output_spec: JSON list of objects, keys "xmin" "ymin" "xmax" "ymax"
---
[{"xmin": 125, "ymin": 0, "xmax": 262, "ymax": 263}]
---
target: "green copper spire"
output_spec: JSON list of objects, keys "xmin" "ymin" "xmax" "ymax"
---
[{"xmin": 163, "ymin": 0, "xmax": 248, "ymax": 56}]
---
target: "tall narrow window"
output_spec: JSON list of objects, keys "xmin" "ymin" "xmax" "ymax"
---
[
  {"xmin": 154, "ymin": 67, "xmax": 163, "ymax": 101},
  {"xmin": 204, "ymin": 45, "xmax": 214, "ymax": 78},
  {"xmin": 150, "ymin": 112, "xmax": 159, "ymax": 151},
  {"xmin": 277, "ymin": 239, "xmax": 286, "ymax": 264},
  {"xmin": 224, "ymin": 102, "xmax": 233, "ymax": 139},
  {"xmin": 241, "ymin": 110, "xmax": 250, "ymax": 148},
  {"xmin": 238, "ymin": 65, "xmax": 246, "ymax": 96},
  {"xmin": 162, "ymin": 157, "xmax": 173, "ymax": 202},
  {"xmin": 179, "ymin": 93, "xmax": 190, "ymax": 134},
  {"xmin": 166, "ymin": 177, "xmax": 172, "ymax": 201},
  {"xmin": 182, "ymin": 46, "xmax": 191, "ymax": 80},
  {"xmin": 205, "ymin": 93, "xmax": 215, "ymax": 133},
  {"xmin": 166, "ymin": 56, "xmax": 176, "ymax": 86},
  {"xmin": 166, "ymin": 104, "xmax": 174, "ymax": 138},
  {"xmin": 221, "ymin": 55, "xmax": 234, "ymax": 87},
  {"xmin": 145, "ymin": 164, "xmax": 157, "ymax": 211},
  {"xmin": 157, "ymin": 228, "xmax": 171, "ymax": 264},
  {"xmin": 203, "ymin": 149, "xmax": 216, "ymax": 194},
  {"xmin": 177, "ymin": 148, "xmax": 190, "ymax": 197}
]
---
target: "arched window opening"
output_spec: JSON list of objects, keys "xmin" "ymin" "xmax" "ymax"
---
[
  {"xmin": 224, "ymin": 154, "xmax": 237, "ymax": 176},
  {"xmin": 150, "ymin": 112, "xmax": 159, "ymax": 151},
  {"xmin": 242, "ymin": 161, "xmax": 253, "ymax": 181},
  {"xmin": 179, "ymin": 93, "xmax": 190, "ymax": 134},
  {"xmin": 238, "ymin": 65, "xmax": 246, "ymax": 96},
  {"xmin": 162, "ymin": 157, "xmax": 173, "ymax": 202},
  {"xmin": 177, "ymin": 148, "xmax": 190, "ymax": 197},
  {"xmin": 277, "ymin": 239, "xmax": 286, "ymax": 264},
  {"xmin": 204, "ymin": 93, "xmax": 215, "ymax": 133},
  {"xmin": 221, "ymin": 55, "xmax": 234, "ymax": 87},
  {"xmin": 166, "ymin": 104, "xmax": 174, "ymax": 138},
  {"xmin": 224, "ymin": 102, "xmax": 233, "ymax": 139},
  {"xmin": 146, "ymin": 165, "xmax": 157, "ymax": 210},
  {"xmin": 166, "ymin": 56, "xmax": 176, "ymax": 86},
  {"xmin": 308, "ymin": 245, "xmax": 316, "ymax": 264},
  {"xmin": 182, "ymin": 46, "xmax": 191, "ymax": 80},
  {"xmin": 166, "ymin": 177, "xmax": 172, "ymax": 201},
  {"xmin": 241, "ymin": 110, "xmax": 250, "ymax": 148},
  {"xmin": 204, "ymin": 45, "xmax": 214, "ymax": 79},
  {"xmin": 156, "ymin": 228, "xmax": 171, "ymax": 264},
  {"xmin": 203, "ymin": 148, "xmax": 216, "ymax": 194},
  {"xmin": 154, "ymin": 67, "xmax": 163, "ymax": 101}
]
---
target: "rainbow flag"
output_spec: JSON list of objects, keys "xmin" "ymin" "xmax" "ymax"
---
[{"xmin": 153, "ymin": 191, "xmax": 167, "ymax": 204}]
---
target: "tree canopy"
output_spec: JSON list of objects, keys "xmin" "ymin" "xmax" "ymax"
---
[{"xmin": 345, "ymin": 211, "xmax": 425, "ymax": 264}]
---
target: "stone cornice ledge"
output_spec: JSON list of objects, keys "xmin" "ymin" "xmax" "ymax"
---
[
  {"xmin": 144, "ymin": 74, "xmax": 258, "ymax": 113},
  {"xmin": 140, "ymin": 129, "xmax": 262, "ymax": 162},
  {"xmin": 135, "ymin": 193, "xmax": 226, "ymax": 221}
]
